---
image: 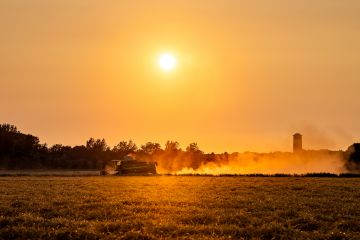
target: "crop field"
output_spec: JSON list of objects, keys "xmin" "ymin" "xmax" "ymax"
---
[
  {"xmin": 0, "ymin": 170, "xmax": 100, "ymax": 176},
  {"xmin": 1, "ymin": 177, "xmax": 360, "ymax": 240}
]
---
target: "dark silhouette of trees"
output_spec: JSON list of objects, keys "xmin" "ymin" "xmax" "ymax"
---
[
  {"xmin": 135, "ymin": 142, "xmax": 162, "ymax": 162},
  {"xmin": 113, "ymin": 140, "xmax": 137, "ymax": 159},
  {"xmin": 48, "ymin": 144, "xmax": 71, "ymax": 168},
  {"xmin": 86, "ymin": 138, "xmax": 109, "ymax": 152},
  {"xmin": 345, "ymin": 143, "xmax": 360, "ymax": 172},
  {"xmin": 0, "ymin": 125, "xmax": 113, "ymax": 169},
  {"xmin": 0, "ymin": 123, "xmax": 197, "ymax": 170},
  {"xmin": 186, "ymin": 142, "xmax": 201, "ymax": 153},
  {"xmin": 0, "ymin": 123, "xmax": 43, "ymax": 168},
  {"xmin": 0, "ymin": 123, "xmax": 357, "ymax": 173},
  {"xmin": 0, "ymin": 124, "xmax": 18, "ymax": 133},
  {"xmin": 185, "ymin": 143, "xmax": 204, "ymax": 169},
  {"xmin": 0, "ymin": 124, "xmax": 213, "ymax": 171},
  {"xmin": 140, "ymin": 142, "xmax": 162, "ymax": 155},
  {"xmin": 165, "ymin": 141, "xmax": 180, "ymax": 152}
]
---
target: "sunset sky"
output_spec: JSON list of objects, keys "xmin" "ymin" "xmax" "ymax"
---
[{"xmin": 1, "ymin": 0, "xmax": 360, "ymax": 153}]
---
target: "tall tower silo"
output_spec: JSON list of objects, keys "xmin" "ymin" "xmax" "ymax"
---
[{"xmin": 293, "ymin": 133, "xmax": 302, "ymax": 153}]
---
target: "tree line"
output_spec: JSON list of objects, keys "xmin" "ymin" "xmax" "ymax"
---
[
  {"xmin": 1, "ymin": 123, "xmax": 360, "ymax": 172},
  {"xmin": 0, "ymin": 124, "xmax": 220, "ymax": 170}
]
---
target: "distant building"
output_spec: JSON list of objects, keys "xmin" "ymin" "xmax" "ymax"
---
[{"xmin": 293, "ymin": 133, "xmax": 302, "ymax": 153}]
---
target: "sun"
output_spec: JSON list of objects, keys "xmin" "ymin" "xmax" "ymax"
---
[{"xmin": 158, "ymin": 53, "xmax": 176, "ymax": 71}]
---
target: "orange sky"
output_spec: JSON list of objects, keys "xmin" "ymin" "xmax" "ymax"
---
[{"xmin": 1, "ymin": 0, "xmax": 360, "ymax": 152}]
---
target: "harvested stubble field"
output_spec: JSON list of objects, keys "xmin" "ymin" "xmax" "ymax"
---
[{"xmin": 0, "ymin": 177, "xmax": 360, "ymax": 240}]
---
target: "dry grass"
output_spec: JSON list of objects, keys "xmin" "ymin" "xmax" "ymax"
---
[
  {"xmin": 0, "ymin": 170, "xmax": 100, "ymax": 176},
  {"xmin": 0, "ymin": 176, "xmax": 360, "ymax": 239}
]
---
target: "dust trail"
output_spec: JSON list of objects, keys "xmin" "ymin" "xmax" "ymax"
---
[{"xmin": 171, "ymin": 151, "xmax": 346, "ymax": 175}]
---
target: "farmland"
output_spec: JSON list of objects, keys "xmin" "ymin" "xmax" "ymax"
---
[{"xmin": 0, "ymin": 176, "xmax": 360, "ymax": 239}]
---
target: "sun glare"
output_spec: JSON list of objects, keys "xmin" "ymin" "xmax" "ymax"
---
[{"xmin": 159, "ymin": 53, "xmax": 176, "ymax": 71}]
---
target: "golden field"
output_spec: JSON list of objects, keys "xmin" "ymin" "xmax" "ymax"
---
[{"xmin": 0, "ymin": 176, "xmax": 360, "ymax": 239}]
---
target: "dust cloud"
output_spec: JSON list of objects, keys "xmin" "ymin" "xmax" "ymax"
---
[{"xmin": 165, "ymin": 151, "xmax": 346, "ymax": 175}]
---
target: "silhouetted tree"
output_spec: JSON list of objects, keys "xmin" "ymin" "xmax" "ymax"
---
[
  {"xmin": 140, "ymin": 142, "xmax": 162, "ymax": 155},
  {"xmin": 0, "ymin": 124, "xmax": 18, "ymax": 133},
  {"xmin": 0, "ymin": 123, "xmax": 42, "ymax": 168},
  {"xmin": 86, "ymin": 138, "xmax": 109, "ymax": 152},
  {"xmin": 186, "ymin": 143, "xmax": 202, "ymax": 153},
  {"xmin": 185, "ymin": 142, "xmax": 204, "ymax": 169},
  {"xmin": 165, "ymin": 141, "xmax": 180, "ymax": 152},
  {"xmin": 113, "ymin": 140, "xmax": 137, "ymax": 158},
  {"xmin": 345, "ymin": 143, "xmax": 360, "ymax": 172},
  {"xmin": 135, "ymin": 142, "xmax": 162, "ymax": 162}
]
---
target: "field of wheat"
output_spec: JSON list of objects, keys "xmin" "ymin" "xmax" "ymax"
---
[{"xmin": 0, "ymin": 176, "xmax": 360, "ymax": 239}]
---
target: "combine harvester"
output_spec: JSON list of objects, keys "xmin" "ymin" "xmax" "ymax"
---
[{"xmin": 103, "ymin": 155, "xmax": 157, "ymax": 175}]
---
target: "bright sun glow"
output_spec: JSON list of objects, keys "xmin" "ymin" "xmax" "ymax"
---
[{"xmin": 159, "ymin": 53, "xmax": 176, "ymax": 71}]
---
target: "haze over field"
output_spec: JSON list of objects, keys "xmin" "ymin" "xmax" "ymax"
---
[
  {"xmin": 171, "ymin": 152, "xmax": 345, "ymax": 175},
  {"xmin": 1, "ymin": 1, "xmax": 360, "ymax": 152}
]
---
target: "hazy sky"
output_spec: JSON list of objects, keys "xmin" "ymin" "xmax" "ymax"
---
[{"xmin": 1, "ymin": 0, "xmax": 360, "ymax": 152}]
